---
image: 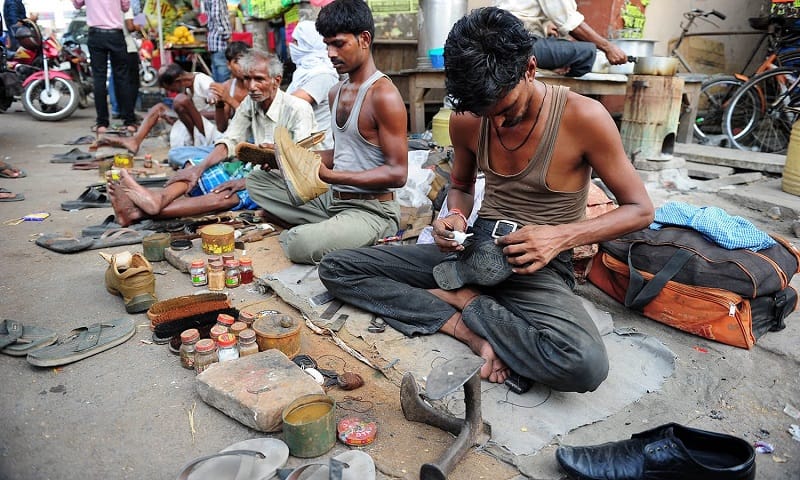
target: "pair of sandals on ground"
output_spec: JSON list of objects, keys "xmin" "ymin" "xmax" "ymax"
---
[
  {"xmin": 176, "ymin": 438, "xmax": 375, "ymax": 480},
  {"xmin": 0, "ymin": 160, "xmax": 25, "ymax": 202},
  {"xmin": 0, "ymin": 318, "xmax": 135, "ymax": 367}
]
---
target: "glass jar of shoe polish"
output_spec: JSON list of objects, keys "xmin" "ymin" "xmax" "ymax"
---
[
  {"xmin": 217, "ymin": 333, "xmax": 239, "ymax": 362},
  {"xmin": 230, "ymin": 321, "xmax": 247, "ymax": 339},
  {"xmin": 224, "ymin": 260, "xmax": 240, "ymax": 288},
  {"xmin": 238, "ymin": 310, "xmax": 256, "ymax": 328},
  {"xmin": 194, "ymin": 339, "xmax": 218, "ymax": 374},
  {"xmin": 239, "ymin": 257, "xmax": 254, "ymax": 284},
  {"xmin": 209, "ymin": 325, "xmax": 227, "ymax": 345},
  {"xmin": 207, "ymin": 261, "xmax": 226, "ymax": 291},
  {"xmin": 190, "ymin": 259, "xmax": 207, "ymax": 287},
  {"xmin": 215, "ymin": 313, "xmax": 235, "ymax": 332},
  {"xmin": 179, "ymin": 328, "xmax": 200, "ymax": 370},
  {"xmin": 237, "ymin": 329, "xmax": 259, "ymax": 357}
]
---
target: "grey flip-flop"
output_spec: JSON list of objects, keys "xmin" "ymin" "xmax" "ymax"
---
[
  {"xmin": 27, "ymin": 318, "xmax": 136, "ymax": 367},
  {"xmin": 176, "ymin": 438, "xmax": 290, "ymax": 480},
  {"xmin": 433, "ymin": 238, "xmax": 513, "ymax": 290},
  {"xmin": 281, "ymin": 450, "xmax": 376, "ymax": 480},
  {"xmin": 1, "ymin": 321, "xmax": 58, "ymax": 356},
  {"xmin": 35, "ymin": 234, "xmax": 95, "ymax": 253}
]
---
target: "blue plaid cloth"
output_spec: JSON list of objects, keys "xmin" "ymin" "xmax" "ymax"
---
[
  {"xmin": 650, "ymin": 202, "xmax": 776, "ymax": 251},
  {"xmin": 202, "ymin": 0, "xmax": 231, "ymax": 53},
  {"xmin": 188, "ymin": 161, "xmax": 258, "ymax": 210}
]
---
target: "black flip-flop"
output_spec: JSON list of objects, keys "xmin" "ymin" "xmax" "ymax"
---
[
  {"xmin": 60, "ymin": 187, "xmax": 111, "ymax": 211},
  {"xmin": 51, "ymin": 148, "xmax": 93, "ymax": 163},
  {"xmin": 65, "ymin": 135, "xmax": 95, "ymax": 145}
]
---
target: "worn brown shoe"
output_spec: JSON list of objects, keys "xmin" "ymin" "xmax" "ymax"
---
[
  {"xmin": 274, "ymin": 126, "xmax": 329, "ymax": 206},
  {"xmin": 234, "ymin": 131, "xmax": 326, "ymax": 170},
  {"xmin": 104, "ymin": 252, "xmax": 157, "ymax": 313}
]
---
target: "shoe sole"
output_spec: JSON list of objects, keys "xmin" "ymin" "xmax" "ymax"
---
[
  {"xmin": 125, "ymin": 293, "xmax": 157, "ymax": 314},
  {"xmin": 433, "ymin": 240, "xmax": 512, "ymax": 290}
]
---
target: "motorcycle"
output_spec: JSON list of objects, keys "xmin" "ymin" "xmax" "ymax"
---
[
  {"xmin": 0, "ymin": 39, "xmax": 23, "ymax": 112},
  {"xmin": 9, "ymin": 19, "xmax": 88, "ymax": 121},
  {"xmin": 137, "ymin": 35, "xmax": 158, "ymax": 87}
]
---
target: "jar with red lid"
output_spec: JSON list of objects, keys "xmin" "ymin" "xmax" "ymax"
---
[
  {"xmin": 239, "ymin": 257, "xmax": 254, "ymax": 284},
  {"xmin": 230, "ymin": 321, "xmax": 247, "ymax": 339},
  {"xmin": 179, "ymin": 328, "xmax": 200, "ymax": 370},
  {"xmin": 194, "ymin": 339, "xmax": 218, "ymax": 374},
  {"xmin": 238, "ymin": 328, "xmax": 259, "ymax": 357},
  {"xmin": 217, "ymin": 333, "xmax": 239, "ymax": 362},
  {"xmin": 224, "ymin": 260, "xmax": 240, "ymax": 288},
  {"xmin": 190, "ymin": 259, "xmax": 207, "ymax": 287},
  {"xmin": 209, "ymin": 324, "xmax": 228, "ymax": 344},
  {"xmin": 216, "ymin": 313, "xmax": 235, "ymax": 331}
]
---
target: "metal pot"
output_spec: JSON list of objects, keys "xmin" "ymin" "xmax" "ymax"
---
[
  {"xmin": 607, "ymin": 39, "xmax": 656, "ymax": 74},
  {"xmin": 630, "ymin": 56, "xmax": 679, "ymax": 76}
]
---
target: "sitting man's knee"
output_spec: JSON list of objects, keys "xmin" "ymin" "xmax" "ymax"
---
[{"xmin": 568, "ymin": 343, "xmax": 609, "ymax": 393}]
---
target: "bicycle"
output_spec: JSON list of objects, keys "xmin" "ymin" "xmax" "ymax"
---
[
  {"xmin": 722, "ymin": 65, "xmax": 800, "ymax": 153},
  {"xmin": 671, "ymin": 9, "xmax": 800, "ymax": 144}
]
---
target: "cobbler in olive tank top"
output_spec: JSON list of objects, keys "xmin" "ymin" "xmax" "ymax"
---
[{"xmin": 477, "ymin": 84, "xmax": 589, "ymax": 226}]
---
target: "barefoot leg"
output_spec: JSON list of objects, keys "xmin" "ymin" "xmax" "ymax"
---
[
  {"xmin": 438, "ymin": 312, "xmax": 510, "ymax": 384},
  {"xmin": 107, "ymin": 181, "xmax": 145, "ymax": 227}
]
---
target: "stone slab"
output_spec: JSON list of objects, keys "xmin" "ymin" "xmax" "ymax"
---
[
  {"xmin": 674, "ymin": 142, "xmax": 786, "ymax": 174},
  {"xmin": 717, "ymin": 178, "xmax": 800, "ymax": 220},
  {"xmin": 685, "ymin": 160, "xmax": 734, "ymax": 180},
  {"xmin": 694, "ymin": 172, "xmax": 763, "ymax": 193},
  {"xmin": 633, "ymin": 156, "xmax": 686, "ymax": 171},
  {"xmin": 165, "ymin": 237, "xmax": 245, "ymax": 273},
  {"xmin": 196, "ymin": 349, "xmax": 324, "ymax": 432}
]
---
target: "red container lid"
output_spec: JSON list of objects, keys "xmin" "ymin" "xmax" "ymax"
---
[
  {"xmin": 239, "ymin": 257, "xmax": 252, "ymax": 266},
  {"xmin": 195, "ymin": 338, "xmax": 216, "ymax": 353},
  {"xmin": 180, "ymin": 328, "xmax": 200, "ymax": 343},
  {"xmin": 337, "ymin": 417, "xmax": 377, "ymax": 446},
  {"xmin": 217, "ymin": 333, "xmax": 237, "ymax": 348},
  {"xmin": 217, "ymin": 313, "xmax": 235, "ymax": 326},
  {"xmin": 190, "ymin": 259, "xmax": 205, "ymax": 268}
]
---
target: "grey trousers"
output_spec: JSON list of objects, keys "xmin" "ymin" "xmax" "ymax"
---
[
  {"xmin": 319, "ymin": 220, "xmax": 609, "ymax": 392},
  {"xmin": 246, "ymin": 169, "xmax": 401, "ymax": 264}
]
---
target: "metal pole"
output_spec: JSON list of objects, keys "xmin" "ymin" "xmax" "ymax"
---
[{"xmin": 157, "ymin": 0, "xmax": 166, "ymax": 66}]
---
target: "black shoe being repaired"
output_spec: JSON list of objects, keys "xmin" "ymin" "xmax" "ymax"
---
[
  {"xmin": 555, "ymin": 422, "xmax": 756, "ymax": 480},
  {"xmin": 433, "ymin": 238, "xmax": 513, "ymax": 290}
]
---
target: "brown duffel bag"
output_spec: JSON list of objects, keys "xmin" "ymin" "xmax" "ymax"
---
[{"xmin": 588, "ymin": 226, "xmax": 800, "ymax": 349}]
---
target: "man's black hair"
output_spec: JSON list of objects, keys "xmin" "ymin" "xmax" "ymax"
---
[
  {"xmin": 158, "ymin": 63, "xmax": 185, "ymax": 88},
  {"xmin": 444, "ymin": 7, "xmax": 537, "ymax": 115},
  {"xmin": 225, "ymin": 41, "xmax": 250, "ymax": 62},
  {"xmin": 315, "ymin": 0, "xmax": 375, "ymax": 44}
]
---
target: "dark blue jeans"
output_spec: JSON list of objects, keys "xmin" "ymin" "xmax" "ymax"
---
[
  {"xmin": 319, "ymin": 218, "xmax": 609, "ymax": 393},
  {"xmin": 533, "ymin": 37, "xmax": 597, "ymax": 77},
  {"xmin": 88, "ymin": 28, "xmax": 136, "ymax": 128}
]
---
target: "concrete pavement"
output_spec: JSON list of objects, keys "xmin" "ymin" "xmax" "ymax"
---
[{"xmin": 1, "ymin": 102, "xmax": 799, "ymax": 480}]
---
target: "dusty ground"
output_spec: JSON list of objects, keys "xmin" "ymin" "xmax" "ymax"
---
[{"xmin": 0, "ymin": 100, "xmax": 799, "ymax": 480}]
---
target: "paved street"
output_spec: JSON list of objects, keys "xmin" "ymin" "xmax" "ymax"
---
[{"xmin": 0, "ymin": 101, "xmax": 799, "ymax": 480}]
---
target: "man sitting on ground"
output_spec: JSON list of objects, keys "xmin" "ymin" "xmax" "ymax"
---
[
  {"xmin": 167, "ymin": 40, "xmax": 251, "ymax": 168},
  {"xmin": 107, "ymin": 49, "xmax": 316, "ymax": 226},
  {"xmin": 318, "ymin": 7, "xmax": 654, "ymax": 392},
  {"xmin": 94, "ymin": 63, "xmax": 222, "ymax": 155},
  {"xmin": 242, "ymin": 0, "xmax": 409, "ymax": 265}
]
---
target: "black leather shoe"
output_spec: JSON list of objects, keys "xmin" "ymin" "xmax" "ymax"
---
[{"xmin": 556, "ymin": 423, "xmax": 755, "ymax": 480}]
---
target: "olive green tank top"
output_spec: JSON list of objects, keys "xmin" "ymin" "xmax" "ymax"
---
[{"xmin": 477, "ymin": 84, "xmax": 588, "ymax": 226}]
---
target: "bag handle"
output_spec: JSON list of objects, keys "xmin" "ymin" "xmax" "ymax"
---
[{"xmin": 624, "ymin": 242, "xmax": 695, "ymax": 310}]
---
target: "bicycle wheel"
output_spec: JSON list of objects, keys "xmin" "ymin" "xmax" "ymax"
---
[
  {"xmin": 723, "ymin": 66, "xmax": 800, "ymax": 153},
  {"xmin": 694, "ymin": 75, "xmax": 744, "ymax": 144}
]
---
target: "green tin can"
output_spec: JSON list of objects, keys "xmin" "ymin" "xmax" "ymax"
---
[{"xmin": 282, "ymin": 394, "xmax": 336, "ymax": 458}]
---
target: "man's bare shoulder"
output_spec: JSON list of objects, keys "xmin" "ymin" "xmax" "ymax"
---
[{"xmin": 561, "ymin": 90, "xmax": 617, "ymax": 132}]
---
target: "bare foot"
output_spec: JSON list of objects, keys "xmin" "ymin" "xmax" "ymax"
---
[
  {"xmin": 117, "ymin": 169, "xmax": 162, "ymax": 215},
  {"xmin": 107, "ymin": 180, "xmax": 145, "ymax": 227},
  {"xmin": 428, "ymin": 286, "xmax": 480, "ymax": 311},
  {"xmin": 475, "ymin": 339, "xmax": 510, "ymax": 383},
  {"xmin": 438, "ymin": 312, "xmax": 510, "ymax": 384},
  {"xmin": 90, "ymin": 135, "xmax": 140, "ymax": 154}
]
